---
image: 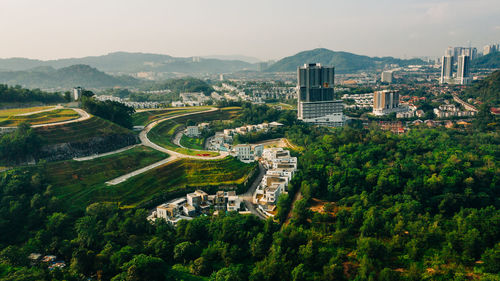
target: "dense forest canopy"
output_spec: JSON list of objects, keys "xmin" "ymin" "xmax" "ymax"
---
[
  {"xmin": 0, "ymin": 84, "xmax": 65, "ymax": 104},
  {"xmin": 0, "ymin": 124, "xmax": 498, "ymax": 280},
  {"xmin": 81, "ymin": 94, "xmax": 135, "ymax": 129},
  {"xmin": 144, "ymin": 77, "xmax": 214, "ymax": 95}
]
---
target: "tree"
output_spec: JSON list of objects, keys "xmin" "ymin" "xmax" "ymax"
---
[
  {"xmin": 173, "ymin": 241, "xmax": 197, "ymax": 264},
  {"xmin": 120, "ymin": 254, "xmax": 167, "ymax": 281},
  {"xmin": 210, "ymin": 265, "xmax": 245, "ymax": 281},
  {"xmin": 480, "ymin": 243, "xmax": 500, "ymax": 274},
  {"xmin": 291, "ymin": 198, "xmax": 310, "ymax": 226}
]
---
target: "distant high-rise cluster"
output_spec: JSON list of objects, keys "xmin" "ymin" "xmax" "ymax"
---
[
  {"xmin": 297, "ymin": 63, "xmax": 344, "ymax": 127},
  {"xmin": 440, "ymin": 46, "xmax": 473, "ymax": 85},
  {"xmin": 483, "ymin": 44, "xmax": 499, "ymax": 56}
]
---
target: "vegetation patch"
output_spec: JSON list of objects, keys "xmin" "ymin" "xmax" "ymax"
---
[
  {"xmin": 0, "ymin": 108, "xmax": 79, "ymax": 127},
  {"xmin": 180, "ymin": 134, "xmax": 205, "ymax": 150},
  {"xmin": 34, "ymin": 116, "xmax": 133, "ymax": 145},
  {"xmin": 40, "ymin": 146, "xmax": 167, "ymax": 209},
  {"xmin": 100, "ymin": 156, "xmax": 256, "ymax": 208},
  {"xmin": 0, "ymin": 106, "xmax": 54, "ymax": 118}
]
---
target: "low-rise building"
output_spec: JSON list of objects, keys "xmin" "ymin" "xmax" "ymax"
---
[{"xmin": 186, "ymin": 126, "xmax": 200, "ymax": 137}]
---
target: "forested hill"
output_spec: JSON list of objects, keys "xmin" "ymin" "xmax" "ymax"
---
[
  {"xmin": 0, "ymin": 64, "xmax": 139, "ymax": 89},
  {"xmin": 0, "ymin": 52, "xmax": 257, "ymax": 74},
  {"xmin": 466, "ymin": 70, "xmax": 500, "ymax": 106},
  {"xmin": 472, "ymin": 52, "xmax": 500, "ymax": 69},
  {"xmin": 265, "ymin": 48, "xmax": 426, "ymax": 73}
]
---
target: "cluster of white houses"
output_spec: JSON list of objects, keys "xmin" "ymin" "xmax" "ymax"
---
[
  {"xmin": 253, "ymin": 147, "xmax": 298, "ymax": 217},
  {"xmin": 148, "ymin": 189, "xmax": 242, "ymax": 226},
  {"xmin": 172, "ymin": 92, "xmax": 211, "ymax": 107},
  {"xmin": 207, "ymin": 121, "xmax": 283, "ymax": 156},
  {"xmin": 433, "ymin": 104, "xmax": 477, "ymax": 118}
]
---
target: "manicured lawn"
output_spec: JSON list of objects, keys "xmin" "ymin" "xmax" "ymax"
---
[
  {"xmin": 0, "ymin": 108, "xmax": 79, "ymax": 127},
  {"xmin": 180, "ymin": 134, "xmax": 205, "ymax": 150},
  {"xmin": 35, "ymin": 116, "xmax": 133, "ymax": 144},
  {"xmin": 43, "ymin": 146, "xmax": 168, "ymax": 207},
  {"xmin": 132, "ymin": 106, "xmax": 212, "ymax": 126}
]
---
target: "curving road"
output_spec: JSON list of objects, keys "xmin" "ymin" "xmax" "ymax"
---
[
  {"xmin": 105, "ymin": 108, "xmax": 230, "ymax": 185},
  {"xmin": 0, "ymin": 107, "xmax": 91, "ymax": 129},
  {"xmin": 139, "ymin": 107, "xmax": 229, "ymax": 160}
]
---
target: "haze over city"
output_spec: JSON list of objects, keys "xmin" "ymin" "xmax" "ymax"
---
[{"xmin": 1, "ymin": 0, "xmax": 500, "ymax": 60}]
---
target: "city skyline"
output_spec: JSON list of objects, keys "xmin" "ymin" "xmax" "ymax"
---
[{"xmin": 1, "ymin": 0, "xmax": 499, "ymax": 61}]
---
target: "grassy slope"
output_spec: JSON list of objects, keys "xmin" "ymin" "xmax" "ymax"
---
[
  {"xmin": 132, "ymin": 106, "xmax": 212, "ymax": 126},
  {"xmin": 0, "ymin": 108, "xmax": 79, "ymax": 127},
  {"xmin": 148, "ymin": 107, "xmax": 241, "ymax": 156},
  {"xmin": 180, "ymin": 134, "xmax": 205, "ymax": 150},
  {"xmin": 107, "ymin": 156, "xmax": 256, "ymax": 208},
  {"xmin": 35, "ymin": 116, "xmax": 133, "ymax": 144},
  {"xmin": 0, "ymin": 106, "xmax": 53, "ymax": 117},
  {"xmin": 44, "ymin": 155, "xmax": 254, "ymax": 210},
  {"xmin": 44, "ymin": 146, "xmax": 168, "ymax": 207}
]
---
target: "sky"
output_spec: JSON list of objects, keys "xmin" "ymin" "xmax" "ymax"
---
[{"xmin": 1, "ymin": 0, "xmax": 499, "ymax": 61}]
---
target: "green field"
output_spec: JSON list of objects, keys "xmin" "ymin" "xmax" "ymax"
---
[
  {"xmin": 43, "ymin": 146, "xmax": 168, "ymax": 207},
  {"xmin": 0, "ymin": 108, "xmax": 79, "ymax": 127},
  {"xmin": 132, "ymin": 106, "xmax": 212, "ymax": 126},
  {"xmin": 35, "ymin": 116, "xmax": 133, "ymax": 144},
  {"xmin": 0, "ymin": 106, "xmax": 54, "ymax": 116},
  {"xmin": 180, "ymin": 134, "xmax": 205, "ymax": 150},
  {"xmin": 45, "ymin": 155, "xmax": 254, "ymax": 209},
  {"xmin": 148, "ymin": 107, "xmax": 241, "ymax": 156}
]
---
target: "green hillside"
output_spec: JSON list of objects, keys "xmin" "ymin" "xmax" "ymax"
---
[
  {"xmin": 266, "ymin": 48, "xmax": 426, "ymax": 73},
  {"xmin": 0, "ymin": 64, "xmax": 139, "ymax": 89},
  {"xmin": 34, "ymin": 116, "xmax": 134, "ymax": 145},
  {"xmin": 46, "ymin": 156, "xmax": 254, "ymax": 209},
  {"xmin": 472, "ymin": 52, "xmax": 500, "ymax": 69},
  {"xmin": 465, "ymin": 70, "xmax": 500, "ymax": 105}
]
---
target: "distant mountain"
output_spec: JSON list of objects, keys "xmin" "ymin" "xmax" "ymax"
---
[
  {"xmin": 0, "ymin": 52, "xmax": 257, "ymax": 74},
  {"xmin": 202, "ymin": 55, "xmax": 262, "ymax": 64},
  {"xmin": 0, "ymin": 64, "xmax": 139, "ymax": 89},
  {"xmin": 265, "ymin": 48, "xmax": 426, "ymax": 73},
  {"xmin": 472, "ymin": 52, "xmax": 500, "ymax": 69}
]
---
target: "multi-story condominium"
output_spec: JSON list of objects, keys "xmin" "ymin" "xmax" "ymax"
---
[
  {"xmin": 373, "ymin": 90, "xmax": 406, "ymax": 116},
  {"xmin": 297, "ymin": 63, "xmax": 344, "ymax": 126}
]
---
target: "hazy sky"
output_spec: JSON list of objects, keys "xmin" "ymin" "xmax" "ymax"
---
[{"xmin": 1, "ymin": 0, "xmax": 499, "ymax": 61}]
